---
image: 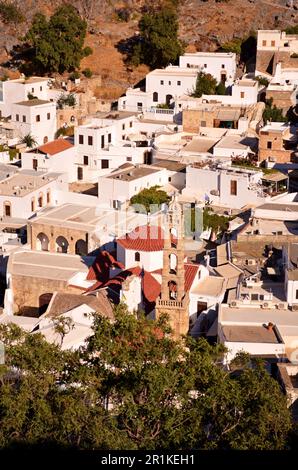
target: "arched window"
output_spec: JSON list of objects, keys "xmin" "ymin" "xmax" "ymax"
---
[
  {"xmin": 43, "ymin": 136, "xmax": 48, "ymax": 144},
  {"xmin": 169, "ymin": 253, "xmax": 177, "ymax": 274},
  {"xmin": 75, "ymin": 239, "xmax": 87, "ymax": 256},
  {"xmin": 46, "ymin": 189, "xmax": 51, "ymax": 204},
  {"xmin": 4, "ymin": 201, "xmax": 11, "ymax": 217},
  {"xmin": 153, "ymin": 92, "xmax": 158, "ymax": 102},
  {"xmin": 36, "ymin": 232, "xmax": 49, "ymax": 251},
  {"xmin": 38, "ymin": 193, "xmax": 43, "ymax": 208},
  {"xmin": 31, "ymin": 197, "xmax": 35, "ymax": 212},
  {"xmin": 56, "ymin": 236, "xmax": 69, "ymax": 253},
  {"xmin": 135, "ymin": 252, "xmax": 140, "ymax": 262}
]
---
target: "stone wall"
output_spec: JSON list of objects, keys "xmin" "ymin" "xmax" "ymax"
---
[
  {"xmin": 266, "ymin": 89, "xmax": 294, "ymax": 115},
  {"xmin": 258, "ymin": 129, "xmax": 294, "ymax": 163},
  {"xmin": 11, "ymin": 274, "xmax": 84, "ymax": 316},
  {"xmin": 183, "ymin": 109, "xmax": 215, "ymax": 133}
]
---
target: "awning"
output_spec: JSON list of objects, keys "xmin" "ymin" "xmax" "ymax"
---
[{"xmin": 262, "ymin": 172, "xmax": 287, "ymax": 182}]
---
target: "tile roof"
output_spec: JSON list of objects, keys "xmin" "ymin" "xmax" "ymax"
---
[
  {"xmin": 35, "ymin": 139, "xmax": 74, "ymax": 155},
  {"xmin": 86, "ymin": 250, "xmax": 124, "ymax": 282},
  {"xmin": 44, "ymin": 290, "xmax": 114, "ymax": 319},
  {"xmin": 117, "ymin": 225, "xmax": 165, "ymax": 252}
]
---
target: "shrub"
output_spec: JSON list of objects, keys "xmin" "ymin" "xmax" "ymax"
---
[
  {"xmin": 82, "ymin": 68, "xmax": 93, "ymax": 78},
  {"xmin": 0, "ymin": 1, "xmax": 24, "ymax": 24}
]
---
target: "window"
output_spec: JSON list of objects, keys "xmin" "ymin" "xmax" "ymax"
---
[
  {"xmin": 22, "ymin": 115, "xmax": 26, "ymax": 123},
  {"xmin": 221, "ymin": 64, "xmax": 225, "ymax": 69},
  {"xmin": 168, "ymin": 177, "xmax": 172, "ymax": 182},
  {"xmin": 36, "ymin": 114, "xmax": 40, "ymax": 122},
  {"xmin": 168, "ymin": 81, "xmax": 171, "ymax": 85},
  {"xmin": 137, "ymin": 102, "xmax": 143, "ymax": 109},
  {"xmin": 31, "ymin": 198, "xmax": 35, "ymax": 212},
  {"xmin": 79, "ymin": 134, "xmax": 84, "ymax": 145},
  {"xmin": 201, "ymin": 120, "xmax": 206, "ymax": 127},
  {"xmin": 122, "ymin": 123, "xmax": 125, "ymax": 130},
  {"xmin": 16, "ymin": 114, "xmax": 19, "ymax": 122},
  {"xmin": 33, "ymin": 159, "xmax": 38, "ymax": 170},
  {"xmin": 46, "ymin": 190, "xmax": 50, "ymax": 204},
  {"xmin": 127, "ymin": 156, "xmax": 132, "ymax": 161},
  {"xmin": 271, "ymin": 40, "xmax": 275, "ymax": 46},
  {"xmin": 101, "ymin": 135, "xmax": 105, "ymax": 148},
  {"xmin": 177, "ymin": 80, "xmax": 181, "ymax": 86},
  {"xmin": 251, "ymin": 293, "xmax": 259, "ymax": 301},
  {"xmin": 84, "ymin": 155, "xmax": 89, "ymax": 165},
  {"xmin": 47, "ymin": 112, "xmax": 50, "ymax": 120},
  {"xmin": 267, "ymin": 141, "xmax": 272, "ymax": 149},
  {"xmin": 129, "ymin": 121, "xmax": 133, "ymax": 128},
  {"xmin": 160, "ymin": 80, "xmax": 164, "ymax": 85},
  {"xmin": 108, "ymin": 133, "xmax": 111, "ymax": 143},
  {"xmin": 153, "ymin": 92, "xmax": 158, "ymax": 102},
  {"xmin": 43, "ymin": 136, "xmax": 48, "ymax": 144},
  {"xmin": 230, "ymin": 180, "xmax": 237, "ymax": 196},
  {"xmin": 38, "ymin": 193, "xmax": 43, "ymax": 207},
  {"xmin": 40, "ymin": 86, "xmax": 42, "ymax": 91},
  {"xmin": 240, "ymin": 92, "xmax": 245, "ymax": 99},
  {"xmin": 204, "ymin": 64, "xmax": 207, "ymax": 68},
  {"xmin": 4, "ymin": 202, "xmax": 11, "ymax": 217},
  {"xmin": 296, "ymin": 289, "xmax": 298, "ymax": 300},
  {"xmin": 88, "ymin": 135, "xmax": 93, "ymax": 146},
  {"xmin": 31, "ymin": 88, "xmax": 34, "ymax": 93},
  {"xmin": 135, "ymin": 252, "xmax": 140, "ymax": 262},
  {"xmin": 262, "ymin": 40, "xmax": 267, "ymax": 46},
  {"xmin": 101, "ymin": 159, "xmax": 109, "ymax": 169}
]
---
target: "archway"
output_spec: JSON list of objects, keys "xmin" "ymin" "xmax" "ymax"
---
[
  {"xmin": 75, "ymin": 239, "xmax": 87, "ymax": 256},
  {"xmin": 39, "ymin": 293, "xmax": 53, "ymax": 315},
  {"xmin": 36, "ymin": 232, "xmax": 49, "ymax": 251},
  {"xmin": 56, "ymin": 236, "xmax": 69, "ymax": 253},
  {"xmin": 169, "ymin": 253, "xmax": 177, "ymax": 274}
]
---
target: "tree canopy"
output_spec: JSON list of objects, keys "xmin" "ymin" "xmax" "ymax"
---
[
  {"xmin": 0, "ymin": 305, "xmax": 292, "ymax": 450},
  {"xmin": 130, "ymin": 186, "xmax": 170, "ymax": 213},
  {"xmin": 131, "ymin": 6, "xmax": 184, "ymax": 69},
  {"xmin": 191, "ymin": 72, "xmax": 218, "ymax": 98},
  {"xmin": 263, "ymin": 98, "xmax": 287, "ymax": 124},
  {"xmin": 23, "ymin": 4, "xmax": 92, "ymax": 75}
]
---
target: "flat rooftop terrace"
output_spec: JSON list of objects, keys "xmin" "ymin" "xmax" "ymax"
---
[
  {"xmin": 221, "ymin": 324, "xmax": 281, "ymax": 343},
  {"xmin": 108, "ymin": 165, "xmax": 161, "ymax": 181},
  {"xmin": 0, "ymin": 171, "xmax": 58, "ymax": 196},
  {"xmin": 11, "ymin": 250, "xmax": 94, "ymax": 281}
]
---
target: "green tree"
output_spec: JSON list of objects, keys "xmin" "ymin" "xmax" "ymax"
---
[
  {"xmin": 23, "ymin": 4, "xmax": 92, "ymax": 75},
  {"xmin": 20, "ymin": 133, "xmax": 37, "ymax": 149},
  {"xmin": 263, "ymin": 98, "xmax": 287, "ymax": 124},
  {"xmin": 215, "ymin": 81, "xmax": 226, "ymax": 95},
  {"xmin": 130, "ymin": 186, "xmax": 170, "ymax": 213},
  {"xmin": 191, "ymin": 72, "xmax": 217, "ymax": 97},
  {"xmin": 0, "ymin": 306, "xmax": 292, "ymax": 450},
  {"xmin": 132, "ymin": 6, "xmax": 184, "ymax": 69}
]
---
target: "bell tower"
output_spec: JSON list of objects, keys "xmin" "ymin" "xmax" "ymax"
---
[{"xmin": 156, "ymin": 194, "xmax": 189, "ymax": 338}]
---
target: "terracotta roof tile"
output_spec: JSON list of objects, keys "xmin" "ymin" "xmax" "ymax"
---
[
  {"xmin": 35, "ymin": 139, "xmax": 73, "ymax": 156},
  {"xmin": 117, "ymin": 225, "xmax": 165, "ymax": 252}
]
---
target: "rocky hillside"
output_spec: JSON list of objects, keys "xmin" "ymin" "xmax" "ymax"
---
[{"xmin": 0, "ymin": 0, "xmax": 298, "ymax": 98}]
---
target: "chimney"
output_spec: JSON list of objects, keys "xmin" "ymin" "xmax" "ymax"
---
[{"xmin": 267, "ymin": 322, "xmax": 274, "ymax": 331}]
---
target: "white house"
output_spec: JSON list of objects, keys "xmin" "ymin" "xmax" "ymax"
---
[
  {"xmin": 179, "ymin": 51, "xmax": 236, "ymax": 86},
  {"xmin": 0, "ymin": 170, "xmax": 67, "ymax": 219},
  {"xmin": 11, "ymin": 99, "xmax": 57, "ymax": 146},
  {"xmin": 74, "ymin": 113, "xmax": 149, "ymax": 182},
  {"xmin": 0, "ymin": 77, "xmax": 49, "ymax": 118},
  {"xmin": 183, "ymin": 163, "xmax": 287, "ymax": 209},
  {"xmin": 98, "ymin": 164, "xmax": 168, "ymax": 208},
  {"xmin": 21, "ymin": 139, "xmax": 76, "ymax": 182}
]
